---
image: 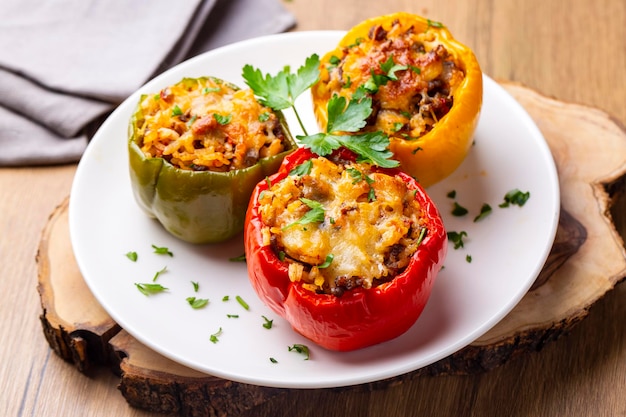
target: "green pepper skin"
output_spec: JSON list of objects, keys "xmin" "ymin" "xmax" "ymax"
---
[{"xmin": 128, "ymin": 98, "xmax": 297, "ymax": 244}]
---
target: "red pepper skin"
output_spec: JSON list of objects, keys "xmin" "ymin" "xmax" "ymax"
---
[{"xmin": 244, "ymin": 147, "xmax": 447, "ymax": 351}]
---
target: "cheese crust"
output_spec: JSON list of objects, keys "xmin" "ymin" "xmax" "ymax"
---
[
  {"xmin": 320, "ymin": 19, "xmax": 465, "ymax": 138},
  {"xmin": 258, "ymin": 155, "xmax": 427, "ymax": 296},
  {"xmin": 137, "ymin": 77, "xmax": 286, "ymax": 171}
]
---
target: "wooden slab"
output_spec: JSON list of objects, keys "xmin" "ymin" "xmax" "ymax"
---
[{"xmin": 37, "ymin": 82, "xmax": 626, "ymax": 415}]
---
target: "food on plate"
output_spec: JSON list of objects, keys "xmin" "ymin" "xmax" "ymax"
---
[
  {"xmin": 311, "ymin": 12, "xmax": 483, "ymax": 187},
  {"xmin": 128, "ymin": 76, "xmax": 296, "ymax": 244},
  {"xmin": 244, "ymin": 147, "xmax": 447, "ymax": 351}
]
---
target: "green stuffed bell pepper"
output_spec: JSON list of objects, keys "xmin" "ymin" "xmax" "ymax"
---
[{"xmin": 128, "ymin": 76, "xmax": 297, "ymax": 244}]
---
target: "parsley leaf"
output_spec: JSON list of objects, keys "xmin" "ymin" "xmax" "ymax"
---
[
  {"xmin": 135, "ymin": 283, "xmax": 168, "ymax": 296},
  {"xmin": 499, "ymin": 189, "xmax": 531, "ymax": 207},
  {"xmin": 152, "ymin": 266, "xmax": 167, "ymax": 281},
  {"xmin": 318, "ymin": 254, "xmax": 334, "ymax": 268},
  {"xmin": 298, "ymin": 90, "xmax": 398, "ymax": 168},
  {"xmin": 288, "ymin": 343, "xmax": 310, "ymax": 360},
  {"xmin": 242, "ymin": 54, "xmax": 320, "ymax": 134},
  {"xmin": 451, "ymin": 202, "xmax": 469, "ymax": 216},
  {"xmin": 236, "ymin": 295, "xmax": 250, "ymax": 311},
  {"xmin": 380, "ymin": 55, "xmax": 408, "ymax": 81},
  {"xmin": 289, "ymin": 160, "xmax": 312, "ymax": 176},
  {"xmin": 326, "ymin": 95, "xmax": 371, "ymax": 133},
  {"xmin": 152, "ymin": 245, "xmax": 173, "ymax": 256},
  {"xmin": 213, "ymin": 113, "xmax": 232, "ymax": 125},
  {"xmin": 262, "ymin": 315, "xmax": 274, "ymax": 329},
  {"xmin": 473, "ymin": 203, "xmax": 492, "ymax": 222},
  {"xmin": 210, "ymin": 327, "xmax": 222, "ymax": 344},
  {"xmin": 284, "ymin": 198, "xmax": 325, "ymax": 229},
  {"xmin": 186, "ymin": 297, "xmax": 209, "ymax": 309},
  {"xmin": 447, "ymin": 231, "xmax": 468, "ymax": 249}
]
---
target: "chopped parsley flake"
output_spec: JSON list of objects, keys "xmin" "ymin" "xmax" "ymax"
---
[
  {"xmin": 152, "ymin": 266, "xmax": 167, "ymax": 282},
  {"xmin": 447, "ymin": 231, "xmax": 468, "ymax": 249},
  {"xmin": 171, "ymin": 105, "xmax": 183, "ymax": 117},
  {"xmin": 229, "ymin": 254, "xmax": 246, "ymax": 262},
  {"xmin": 499, "ymin": 189, "xmax": 531, "ymax": 207},
  {"xmin": 236, "ymin": 295, "xmax": 250, "ymax": 311},
  {"xmin": 152, "ymin": 245, "xmax": 173, "ymax": 257},
  {"xmin": 135, "ymin": 283, "xmax": 168, "ymax": 296},
  {"xmin": 262, "ymin": 315, "xmax": 274, "ymax": 329},
  {"xmin": 473, "ymin": 203, "xmax": 493, "ymax": 222},
  {"xmin": 289, "ymin": 160, "xmax": 313, "ymax": 176},
  {"xmin": 213, "ymin": 113, "xmax": 232, "ymax": 125},
  {"xmin": 210, "ymin": 327, "xmax": 222, "ymax": 344},
  {"xmin": 284, "ymin": 198, "xmax": 325, "ymax": 229},
  {"xmin": 451, "ymin": 202, "xmax": 469, "ymax": 217},
  {"xmin": 288, "ymin": 343, "xmax": 310, "ymax": 360},
  {"xmin": 186, "ymin": 297, "xmax": 209, "ymax": 309}
]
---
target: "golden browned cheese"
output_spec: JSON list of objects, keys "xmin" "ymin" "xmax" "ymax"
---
[
  {"xmin": 137, "ymin": 77, "xmax": 286, "ymax": 171},
  {"xmin": 258, "ymin": 156, "xmax": 427, "ymax": 295},
  {"xmin": 322, "ymin": 20, "xmax": 465, "ymax": 138}
]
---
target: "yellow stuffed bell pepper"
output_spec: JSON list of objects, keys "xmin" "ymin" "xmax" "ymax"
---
[{"xmin": 311, "ymin": 13, "xmax": 483, "ymax": 187}]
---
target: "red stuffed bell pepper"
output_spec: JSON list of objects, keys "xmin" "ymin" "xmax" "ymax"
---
[{"xmin": 244, "ymin": 147, "xmax": 447, "ymax": 351}]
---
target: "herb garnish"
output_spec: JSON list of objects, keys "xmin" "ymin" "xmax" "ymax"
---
[
  {"xmin": 284, "ymin": 198, "xmax": 325, "ymax": 229},
  {"xmin": 186, "ymin": 297, "xmax": 209, "ymax": 309},
  {"xmin": 451, "ymin": 202, "xmax": 469, "ymax": 217},
  {"xmin": 288, "ymin": 343, "xmax": 310, "ymax": 360},
  {"xmin": 299, "ymin": 91, "xmax": 398, "ymax": 168},
  {"xmin": 213, "ymin": 113, "xmax": 232, "ymax": 125},
  {"xmin": 210, "ymin": 327, "xmax": 222, "ymax": 344},
  {"xmin": 473, "ymin": 203, "xmax": 492, "ymax": 222},
  {"xmin": 499, "ymin": 189, "xmax": 531, "ymax": 207},
  {"xmin": 262, "ymin": 315, "xmax": 274, "ymax": 329},
  {"xmin": 135, "ymin": 283, "xmax": 168, "ymax": 296},
  {"xmin": 229, "ymin": 254, "xmax": 246, "ymax": 262},
  {"xmin": 171, "ymin": 105, "xmax": 183, "ymax": 117},
  {"xmin": 152, "ymin": 244, "xmax": 173, "ymax": 257},
  {"xmin": 289, "ymin": 159, "xmax": 312, "ymax": 176},
  {"xmin": 236, "ymin": 295, "xmax": 250, "ymax": 311},
  {"xmin": 318, "ymin": 254, "xmax": 334, "ymax": 269},
  {"xmin": 243, "ymin": 54, "xmax": 398, "ymax": 169},
  {"xmin": 242, "ymin": 54, "xmax": 320, "ymax": 135},
  {"xmin": 125, "ymin": 251, "xmax": 138, "ymax": 262},
  {"xmin": 152, "ymin": 266, "xmax": 167, "ymax": 281},
  {"xmin": 447, "ymin": 231, "xmax": 468, "ymax": 249}
]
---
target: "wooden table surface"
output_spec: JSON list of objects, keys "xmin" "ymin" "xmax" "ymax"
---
[{"xmin": 3, "ymin": 1, "xmax": 625, "ymax": 416}]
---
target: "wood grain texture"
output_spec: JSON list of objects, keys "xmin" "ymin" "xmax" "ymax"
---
[{"xmin": 3, "ymin": 1, "xmax": 626, "ymax": 416}]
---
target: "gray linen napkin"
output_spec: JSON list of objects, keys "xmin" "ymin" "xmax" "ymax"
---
[{"xmin": 0, "ymin": 0, "xmax": 295, "ymax": 166}]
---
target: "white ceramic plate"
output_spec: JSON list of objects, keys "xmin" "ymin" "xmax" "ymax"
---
[{"xmin": 69, "ymin": 31, "xmax": 560, "ymax": 389}]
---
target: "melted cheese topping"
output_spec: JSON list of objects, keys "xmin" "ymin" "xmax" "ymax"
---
[
  {"xmin": 322, "ymin": 20, "xmax": 465, "ymax": 138},
  {"xmin": 137, "ymin": 77, "xmax": 286, "ymax": 171},
  {"xmin": 258, "ymin": 156, "xmax": 427, "ymax": 296}
]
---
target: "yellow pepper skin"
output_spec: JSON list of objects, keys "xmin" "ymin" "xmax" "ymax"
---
[
  {"xmin": 312, "ymin": 13, "xmax": 483, "ymax": 187},
  {"xmin": 128, "ymin": 77, "xmax": 297, "ymax": 244}
]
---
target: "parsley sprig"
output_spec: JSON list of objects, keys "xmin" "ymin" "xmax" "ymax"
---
[
  {"xmin": 299, "ymin": 91, "xmax": 398, "ymax": 168},
  {"xmin": 243, "ymin": 54, "xmax": 399, "ymax": 169}
]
